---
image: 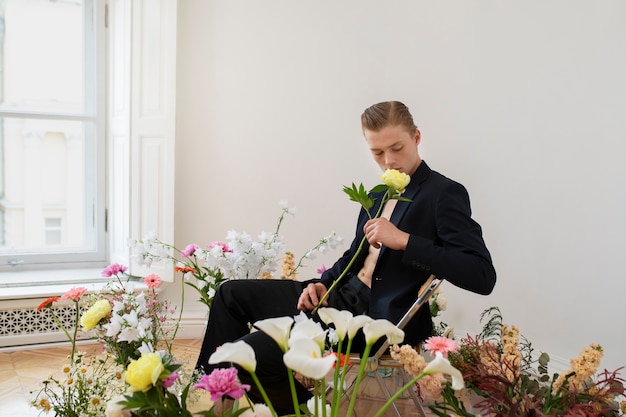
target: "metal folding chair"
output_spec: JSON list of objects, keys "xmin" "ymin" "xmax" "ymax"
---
[{"xmin": 343, "ymin": 274, "xmax": 443, "ymax": 417}]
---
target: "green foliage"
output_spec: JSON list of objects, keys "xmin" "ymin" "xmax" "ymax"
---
[
  {"xmin": 343, "ymin": 182, "xmax": 375, "ymax": 211},
  {"xmin": 428, "ymin": 307, "xmax": 626, "ymax": 417}
]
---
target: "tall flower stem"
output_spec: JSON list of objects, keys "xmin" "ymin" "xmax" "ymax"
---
[
  {"xmin": 311, "ymin": 235, "xmax": 367, "ymax": 316},
  {"xmin": 249, "ymin": 371, "xmax": 278, "ymax": 417},
  {"xmin": 287, "ymin": 368, "xmax": 302, "ymax": 417},
  {"xmin": 70, "ymin": 301, "xmax": 79, "ymax": 362},
  {"xmin": 312, "ymin": 190, "xmax": 391, "ymax": 316},
  {"xmin": 345, "ymin": 343, "xmax": 374, "ymax": 417},
  {"xmin": 50, "ymin": 307, "xmax": 75, "ymax": 363}
]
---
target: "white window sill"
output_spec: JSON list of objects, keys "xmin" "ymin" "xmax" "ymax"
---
[{"xmin": 0, "ymin": 268, "xmax": 145, "ymax": 300}]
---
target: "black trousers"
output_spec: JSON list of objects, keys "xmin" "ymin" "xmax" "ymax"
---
[{"xmin": 194, "ymin": 275, "xmax": 370, "ymax": 414}]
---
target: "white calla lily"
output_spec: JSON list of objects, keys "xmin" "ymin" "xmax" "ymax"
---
[
  {"xmin": 318, "ymin": 307, "xmax": 353, "ymax": 342},
  {"xmin": 283, "ymin": 338, "xmax": 336, "ymax": 380},
  {"xmin": 288, "ymin": 316, "xmax": 327, "ymax": 350},
  {"xmin": 347, "ymin": 315, "xmax": 373, "ymax": 339},
  {"xmin": 253, "ymin": 316, "xmax": 294, "ymax": 352},
  {"xmin": 424, "ymin": 351, "xmax": 465, "ymax": 390},
  {"xmin": 362, "ymin": 319, "xmax": 404, "ymax": 345},
  {"xmin": 306, "ymin": 396, "xmax": 332, "ymax": 416},
  {"xmin": 208, "ymin": 340, "xmax": 257, "ymax": 373}
]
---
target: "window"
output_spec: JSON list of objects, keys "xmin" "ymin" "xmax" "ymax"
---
[
  {"xmin": 44, "ymin": 218, "xmax": 63, "ymax": 246},
  {"xmin": 0, "ymin": 0, "xmax": 106, "ymax": 272},
  {"xmin": 0, "ymin": 0, "xmax": 177, "ymax": 285}
]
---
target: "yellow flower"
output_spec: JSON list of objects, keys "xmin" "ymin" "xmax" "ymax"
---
[
  {"xmin": 80, "ymin": 299, "xmax": 112, "ymax": 330},
  {"xmin": 259, "ymin": 271, "xmax": 273, "ymax": 279},
  {"xmin": 381, "ymin": 169, "xmax": 411, "ymax": 193},
  {"xmin": 281, "ymin": 251, "xmax": 296, "ymax": 279},
  {"xmin": 125, "ymin": 352, "xmax": 164, "ymax": 392}
]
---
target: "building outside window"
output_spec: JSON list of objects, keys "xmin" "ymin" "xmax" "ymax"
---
[{"xmin": 0, "ymin": 0, "xmax": 106, "ymax": 274}]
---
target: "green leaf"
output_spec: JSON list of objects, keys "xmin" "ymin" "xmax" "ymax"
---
[
  {"xmin": 343, "ymin": 183, "xmax": 375, "ymax": 210},
  {"xmin": 369, "ymin": 184, "xmax": 388, "ymax": 193}
]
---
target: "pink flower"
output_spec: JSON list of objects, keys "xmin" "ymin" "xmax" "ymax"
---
[
  {"xmin": 162, "ymin": 372, "xmax": 180, "ymax": 388},
  {"xmin": 102, "ymin": 263, "xmax": 128, "ymax": 278},
  {"xmin": 61, "ymin": 287, "xmax": 88, "ymax": 302},
  {"xmin": 423, "ymin": 336, "xmax": 459, "ymax": 358},
  {"xmin": 194, "ymin": 368, "xmax": 250, "ymax": 402},
  {"xmin": 317, "ymin": 265, "xmax": 328, "ymax": 274},
  {"xmin": 144, "ymin": 274, "xmax": 162, "ymax": 289},
  {"xmin": 181, "ymin": 243, "xmax": 199, "ymax": 257},
  {"xmin": 208, "ymin": 241, "xmax": 232, "ymax": 253}
]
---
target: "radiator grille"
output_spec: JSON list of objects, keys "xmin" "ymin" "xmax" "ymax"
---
[{"xmin": 0, "ymin": 303, "xmax": 90, "ymax": 344}]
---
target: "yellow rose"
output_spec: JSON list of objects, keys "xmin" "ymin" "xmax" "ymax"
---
[
  {"xmin": 80, "ymin": 299, "xmax": 112, "ymax": 330},
  {"xmin": 125, "ymin": 353, "xmax": 165, "ymax": 392},
  {"xmin": 381, "ymin": 169, "xmax": 411, "ymax": 193}
]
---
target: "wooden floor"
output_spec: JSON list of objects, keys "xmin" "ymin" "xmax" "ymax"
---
[{"xmin": 0, "ymin": 339, "xmax": 431, "ymax": 417}]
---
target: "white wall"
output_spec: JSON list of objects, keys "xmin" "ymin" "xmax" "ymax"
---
[{"xmin": 174, "ymin": 1, "xmax": 626, "ymax": 372}]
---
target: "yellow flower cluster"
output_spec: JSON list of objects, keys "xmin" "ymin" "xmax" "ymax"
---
[
  {"xmin": 390, "ymin": 344, "xmax": 445, "ymax": 399},
  {"xmin": 554, "ymin": 344, "xmax": 603, "ymax": 391},
  {"xmin": 479, "ymin": 341, "xmax": 502, "ymax": 377},
  {"xmin": 391, "ymin": 344, "xmax": 427, "ymax": 376},
  {"xmin": 281, "ymin": 251, "xmax": 297, "ymax": 280},
  {"xmin": 501, "ymin": 324, "xmax": 522, "ymax": 381}
]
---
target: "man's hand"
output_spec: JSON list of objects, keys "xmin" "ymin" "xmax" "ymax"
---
[
  {"xmin": 363, "ymin": 217, "xmax": 410, "ymax": 250},
  {"xmin": 297, "ymin": 282, "xmax": 328, "ymax": 312}
]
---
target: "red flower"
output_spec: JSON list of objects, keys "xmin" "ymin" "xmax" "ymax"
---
[
  {"xmin": 175, "ymin": 266, "xmax": 194, "ymax": 273},
  {"xmin": 37, "ymin": 296, "xmax": 59, "ymax": 311},
  {"xmin": 330, "ymin": 352, "xmax": 351, "ymax": 368}
]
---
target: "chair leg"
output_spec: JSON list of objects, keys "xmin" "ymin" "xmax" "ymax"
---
[
  {"xmin": 396, "ymin": 368, "xmax": 429, "ymax": 417},
  {"xmin": 373, "ymin": 369, "xmax": 403, "ymax": 417}
]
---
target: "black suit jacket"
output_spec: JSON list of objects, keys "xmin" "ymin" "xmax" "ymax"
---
[{"xmin": 320, "ymin": 161, "xmax": 496, "ymax": 345}]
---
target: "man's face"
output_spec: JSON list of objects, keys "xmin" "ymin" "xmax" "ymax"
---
[{"xmin": 363, "ymin": 124, "xmax": 422, "ymax": 176}]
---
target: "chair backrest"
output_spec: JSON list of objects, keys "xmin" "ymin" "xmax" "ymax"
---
[{"xmin": 372, "ymin": 274, "xmax": 443, "ymax": 359}]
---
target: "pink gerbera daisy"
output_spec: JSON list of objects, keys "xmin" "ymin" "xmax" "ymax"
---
[
  {"xmin": 61, "ymin": 287, "xmax": 88, "ymax": 302},
  {"xmin": 423, "ymin": 336, "xmax": 459, "ymax": 358},
  {"xmin": 144, "ymin": 274, "xmax": 162, "ymax": 289}
]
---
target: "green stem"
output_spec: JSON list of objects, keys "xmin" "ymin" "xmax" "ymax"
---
[
  {"xmin": 372, "ymin": 371, "xmax": 427, "ymax": 417},
  {"xmin": 71, "ymin": 301, "xmax": 79, "ymax": 362},
  {"xmin": 287, "ymin": 369, "xmax": 302, "ymax": 417},
  {"xmin": 321, "ymin": 377, "xmax": 328, "ymax": 417},
  {"xmin": 311, "ymin": 235, "xmax": 366, "ymax": 316},
  {"xmin": 346, "ymin": 344, "xmax": 373, "ymax": 417},
  {"xmin": 311, "ymin": 191, "xmax": 391, "ymax": 316},
  {"xmin": 50, "ymin": 309, "xmax": 74, "ymax": 362},
  {"xmin": 250, "ymin": 371, "xmax": 278, "ymax": 417},
  {"xmin": 332, "ymin": 338, "xmax": 352, "ymax": 417},
  {"xmin": 169, "ymin": 273, "xmax": 185, "ymax": 350}
]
